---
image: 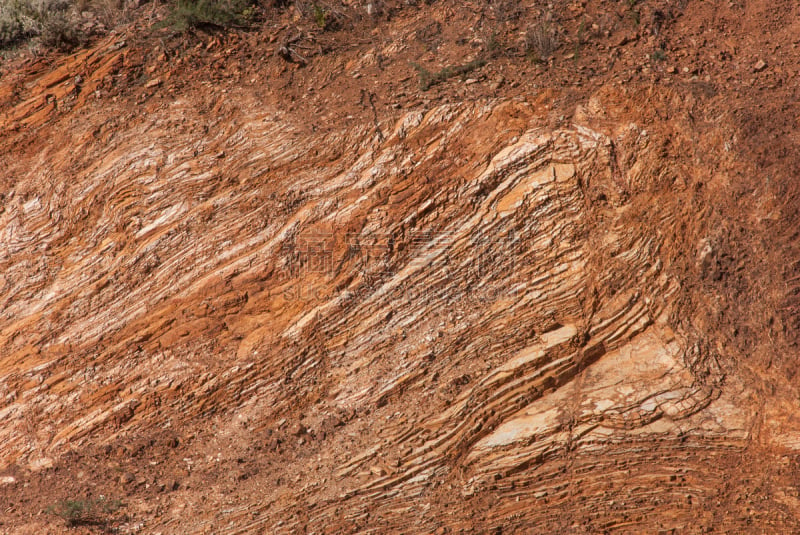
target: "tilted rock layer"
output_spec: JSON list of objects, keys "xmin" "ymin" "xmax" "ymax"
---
[{"xmin": 2, "ymin": 16, "xmax": 800, "ymax": 532}]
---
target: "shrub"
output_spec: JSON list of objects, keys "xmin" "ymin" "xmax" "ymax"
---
[
  {"xmin": 46, "ymin": 497, "xmax": 123, "ymax": 527},
  {"xmin": 484, "ymin": 31, "xmax": 501, "ymax": 58},
  {"xmin": 39, "ymin": 8, "xmax": 83, "ymax": 49},
  {"xmin": 524, "ymin": 18, "xmax": 559, "ymax": 63},
  {"xmin": 413, "ymin": 58, "xmax": 487, "ymax": 90},
  {"xmin": 312, "ymin": 3, "xmax": 326, "ymax": 28},
  {"xmin": 162, "ymin": 0, "xmax": 256, "ymax": 32},
  {"xmin": 0, "ymin": 0, "xmax": 82, "ymax": 50},
  {"xmin": 80, "ymin": 0, "xmax": 133, "ymax": 30},
  {"xmin": 306, "ymin": 2, "xmax": 344, "ymax": 32}
]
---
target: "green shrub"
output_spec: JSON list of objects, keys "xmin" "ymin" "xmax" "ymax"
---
[
  {"xmin": 307, "ymin": 2, "xmax": 342, "ymax": 31},
  {"xmin": 312, "ymin": 2, "xmax": 326, "ymax": 28},
  {"xmin": 162, "ymin": 0, "xmax": 255, "ymax": 31}
]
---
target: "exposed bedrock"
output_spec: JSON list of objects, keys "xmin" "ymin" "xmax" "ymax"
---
[{"xmin": 0, "ymin": 95, "xmax": 791, "ymax": 531}]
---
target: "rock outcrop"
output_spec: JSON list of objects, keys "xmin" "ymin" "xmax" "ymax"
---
[
  {"xmin": 0, "ymin": 88, "xmax": 780, "ymax": 531},
  {"xmin": 2, "ymin": 1, "xmax": 800, "ymax": 531}
]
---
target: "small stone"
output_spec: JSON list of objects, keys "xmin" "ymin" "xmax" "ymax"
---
[
  {"xmin": 754, "ymin": 59, "xmax": 767, "ymax": 72},
  {"xmin": 145, "ymin": 78, "xmax": 162, "ymax": 89},
  {"xmin": 489, "ymin": 76, "xmax": 504, "ymax": 91},
  {"xmin": 321, "ymin": 414, "xmax": 343, "ymax": 432},
  {"xmin": 0, "ymin": 476, "xmax": 16, "ymax": 486},
  {"xmin": 370, "ymin": 465, "xmax": 386, "ymax": 476},
  {"xmin": 267, "ymin": 436, "xmax": 282, "ymax": 452},
  {"xmin": 120, "ymin": 472, "xmax": 135, "ymax": 484},
  {"xmin": 615, "ymin": 32, "xmax": 637, "ymax": 47},
  {"xmin": 290, "ymin": 422, "xmax": 307, "ymax": 436},
  {"xmin": 29, "ymin": 457, "xmax": 54, "ymax": 472}
]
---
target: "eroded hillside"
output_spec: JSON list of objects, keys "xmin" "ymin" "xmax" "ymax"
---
[{"xmin": 1, "ymin": 0, "xmax": 800, "ymax": 533}]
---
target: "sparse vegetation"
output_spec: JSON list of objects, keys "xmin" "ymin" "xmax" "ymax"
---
[
  {"xmin": 487, "ymin": 0, "xmax": 523, "ymax": 24},
  {"xmin": 305, "ymin": 1, "xmax": 345, "ymax": 31},
  {"xmin": 0, "ymin": 0, "xmax": 137, "ymax": 51},
  {"xmin": 484, "ymin": 31, "xmax": 501, "ymax": 58},
  {"xmin": 0, "ymin": 0, "xmax": 83, "ymax": 50},
  {"xmin": 161, "ymin": 0, "xmax": 256, "ymax": 31},
  {"xmin": 413, "ymin": 58, "xmax": 487, "ymax": 90},
  {"xmin": 524, "ymin": 18, "xmax": 559, "ymax": 63},
  {"xmin": 83, "ymin": 0, "xmax": 132, "ymax": 28},
  {"xmin": 312, "ymin": 3, "xmax": 326, "ymax": 28},
  {"xmin": 626, "ymin": 0, "xmax": 641, "ymax": 26},
  {"xmin": 574, "ymin": 18, "xmax": 586, "ymax": 62},
  {"xmin": 46, "ymin": 496, "xmax": 123, "ymax": 527}
]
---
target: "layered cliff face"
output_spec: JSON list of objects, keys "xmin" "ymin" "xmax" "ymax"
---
[
  {"xmin": 0, "ymin": 91, "xmax": 775, "ymax": 532},
  {"xmin": 2, "ymin": 1, "xmax": 800, "ymax": 532}
]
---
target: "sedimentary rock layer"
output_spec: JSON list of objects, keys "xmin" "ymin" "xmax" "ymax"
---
[{"xmin": 1, "ymin": 83, "xmax": 773, "ymax": 531}]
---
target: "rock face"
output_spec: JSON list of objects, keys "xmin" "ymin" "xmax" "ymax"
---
[
  {"xmin": 1, "ymin": 5, "xmax": 800, "ymax": 530},
  {"xmin": 0, "ymin": 89, "xmax": 777, "ymax": 531}
]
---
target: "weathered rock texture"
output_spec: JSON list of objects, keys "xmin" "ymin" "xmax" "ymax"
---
[{"xmin": 2, "ymin": 1, "xmax": 800, "ymax": 532}]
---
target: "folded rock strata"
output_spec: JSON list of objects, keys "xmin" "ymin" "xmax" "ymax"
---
[{"xmin": 0, "ymin": 90, "xmax": 786, "ymax": 531}]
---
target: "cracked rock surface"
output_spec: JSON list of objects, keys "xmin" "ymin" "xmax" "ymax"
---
[{"xmin": 2, "ymin": 1, "xmax": 800, "ymax": 532}]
